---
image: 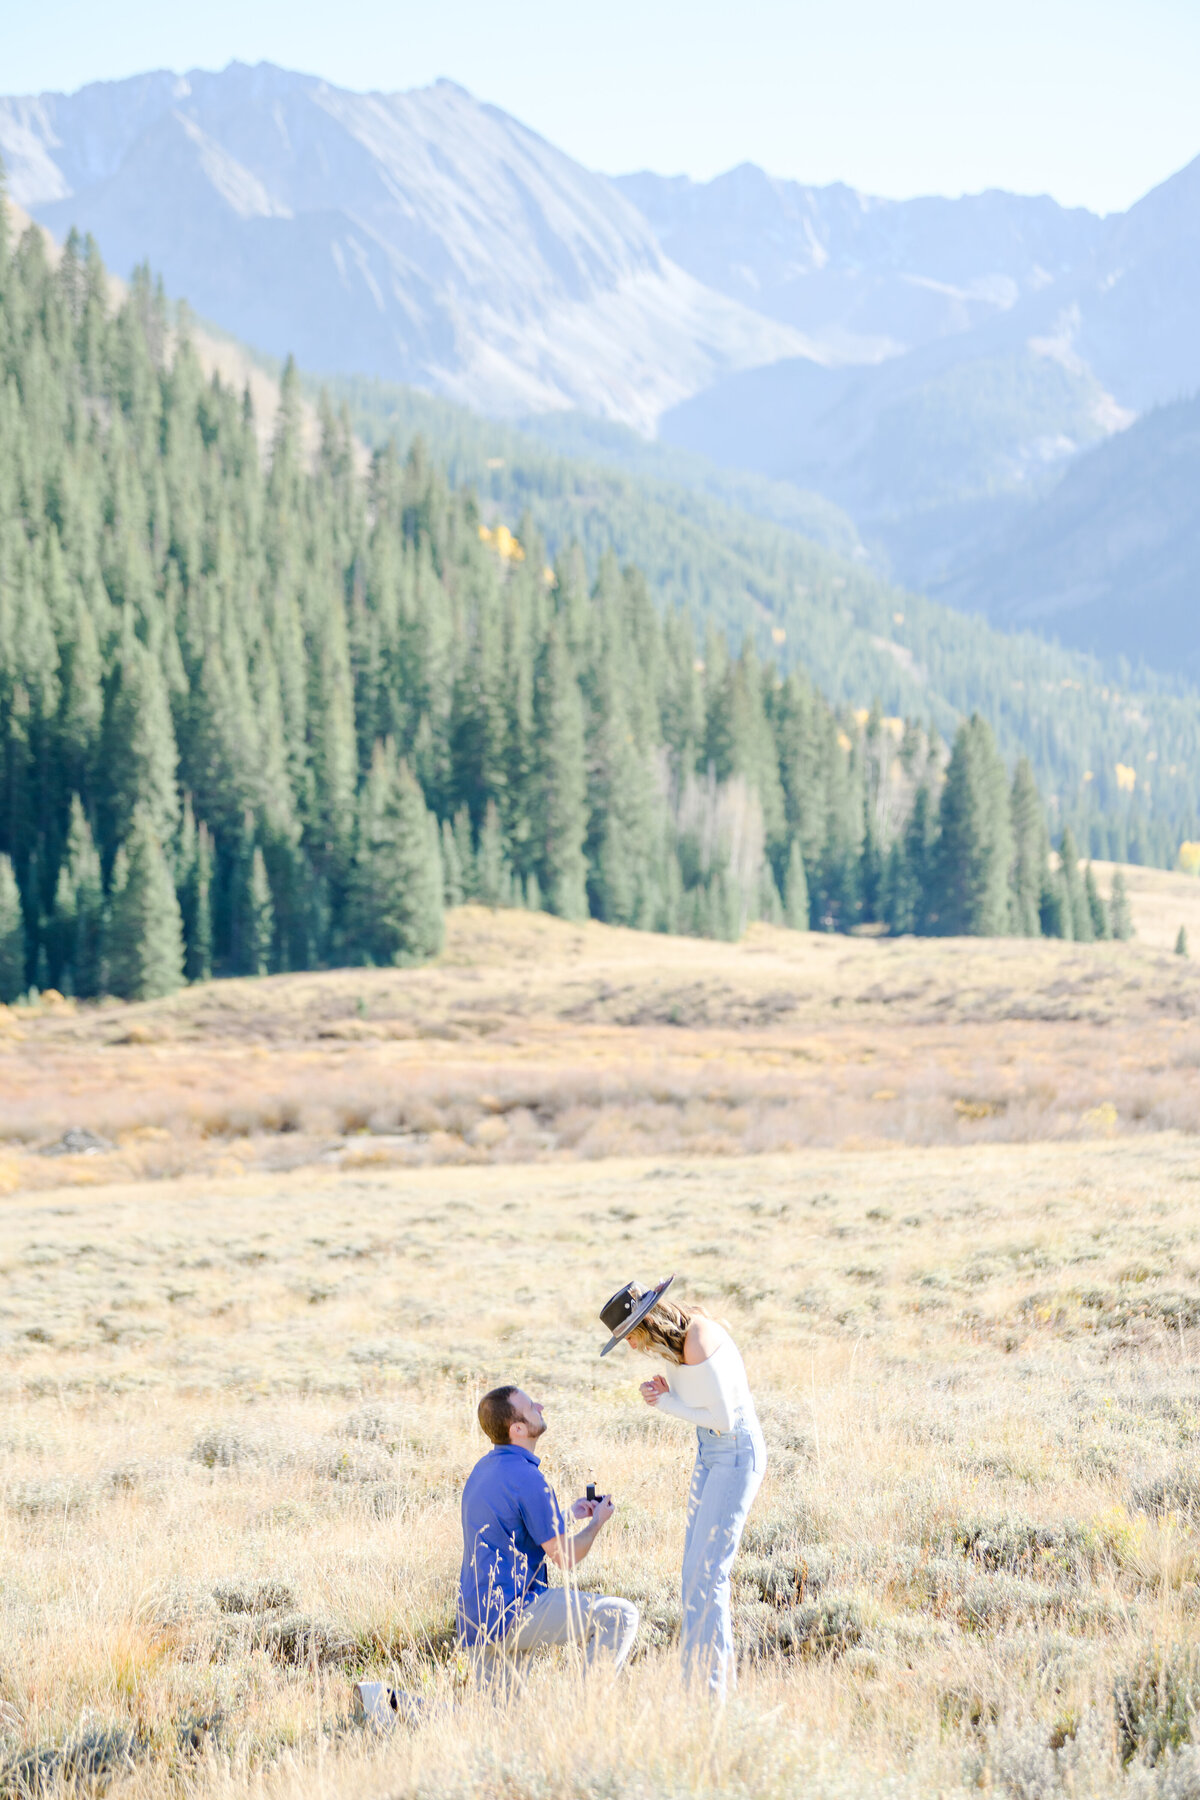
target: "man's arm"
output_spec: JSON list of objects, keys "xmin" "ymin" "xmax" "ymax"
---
[{"xmin": 542, "ymin": 1495, "xmax": 615, "ymax": 1569}]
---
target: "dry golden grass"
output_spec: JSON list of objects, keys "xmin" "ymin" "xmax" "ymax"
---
[
  {"xmin": 2, "ymin": 901, "xmax": 1199, "ymax": 1199},
  {"xmin": 4, "ymin": 903, "xmax": 1200, "ymax": 1796},
  {"xmin": 4, "ymin": 1140, "xmax": 1200, "ymax": 1796}
]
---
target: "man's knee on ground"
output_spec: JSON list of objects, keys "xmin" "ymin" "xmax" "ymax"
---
[{"xmin": 591, "ymin": 1595, "xmax": 639, "ymax": 1646}]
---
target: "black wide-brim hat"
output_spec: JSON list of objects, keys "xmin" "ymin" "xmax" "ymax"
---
[{"xmin": 598, "ymin": 1275, "xmax": 675, "ymax": 1356}]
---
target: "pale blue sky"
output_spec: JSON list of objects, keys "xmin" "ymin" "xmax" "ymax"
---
[{"xmin": 4, "ymin": 0, "xmax": 1197, "ymax": 213}]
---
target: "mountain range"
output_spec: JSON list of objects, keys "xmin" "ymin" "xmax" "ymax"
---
[
  {"xmin": 616, "ymin": 165, "xmax": 1104, "ymax": 366},
  {"xmin": 3, "ymin": 61, "xmax": 1200, "ymax": 670},
  {"xmin": 645, "ymin": 160, "xmax": 1200, "ymax": 597},
  {"xmin": 0, "ymin": 63, "xmax": 807, "ymax": 432}
]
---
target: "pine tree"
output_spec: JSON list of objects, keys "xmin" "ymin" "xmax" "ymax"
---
[
  {"xmin": 452, "ymin": 808, "xmax": 476, "ymax": 901},
  {"xmin": 859, "ymin": 799, "xmax": 883, "ymax": 924},
  {"xmin": 227, "ymin": 831, "xmax": 275, "ymax": 976},
  {"xmin": 58, "ymin": 599, "xmax": 104, "ymax": 801},
  {"xmin": 661, "ymin": 847, "xmax": 684, "ymax": 935},
  {"xmin": 475, "ymin": 799, "xmax": 507, "ymax": 908},
  {"xmin": 440, "ymin": 818, "xmax": 464, "ymax": 909},
  {"xmin": 1009, "ymin": 757, "xmax": 1046, "ymax": 937},
  {"xmin": 897, "ymin": 786, "xmax": 935, "ymax": 934},
  {"xmin": 190, "ymin": 827, "xmax": 214, "ymax": 982},
  {"xmin": 879, "ymin": 842, "xmax": 906, "ymax": 935},
  {"xmin": 814, "ymin": 722, "xmax": 863, "ymax": 930},
  {"xmin": 758, "ymin": 864, "xmax": 783, "ymax": 925},
  {"xmin": 50, "ymin": 796, "xmax": 104, "ymax": 996},
  {"xmin": 0, "ymin": 854, "xmax": 25, "ymax": 1003},
  {"xmin": 105, "ymin": 806, "xmax": 185, "ymax": 1000},
  {"xmin": 1085, "ymin": 862, "xmax": 1110, "ymax": 940},
  {"xmin": 585, "ymin": 668, "xmax": 657, "ymax": 928},
  {"xmin": 100, "ymin": 634, "xmax": 180, "ymax": 851},
  {"xmin": 347, "ymin": 742, "xmax": 444, "ymax": 964},
  {"xmin": 73, "ymin": 832, "xmax": 105, "ymax": 999},
  {"xmin": 1177, "ymin": 926, "xmax": 1189, "ymax": 958},
  {"xmin": 1110, "ymin": 869, "xmax": 1134, "ymax": 941},
  {"xmin": 1058, "ymin": 828, "xmax": 1091, "ymax": 942},
  {"xmin": 178, "ymin": 802, "xmax": 214, "ymax": 983},
  {"xmin": 931, "ymin": 717, "xmax": 1013, "ymax": 936},
  {"xmin": 661, "ymin": 607, "xmax": 704, "ymax": 774},
  {"xmin": 783, "ymin": 839, "xmax": 810, "ymax": 930},
  {"xmin": 532, "ymin": 623, "xmax": 588, "ymax": 921},
  {"xmin": 1039, "ymin": 870, "xmax": 1069, "ymax": 939}
]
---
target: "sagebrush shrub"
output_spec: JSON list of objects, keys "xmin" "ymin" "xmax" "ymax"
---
[
  {"xmin": 190, "ymin": 1426, "xmax": 259, "ymax": 1470},
  {"xmin": 745, "ymin": 1595, "xmax": 864, "ymax": 1662},
  {"xmin": 1115, "ymin": 1647, "xmax": 1200, "ymax": 1766},
  {"xmin": 945, "ymin": 1515, "xmax": 1087, "ymax": 1573}
]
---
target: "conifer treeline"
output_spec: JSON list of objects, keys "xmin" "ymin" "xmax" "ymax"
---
[
  {"xmin": 0, "ymin": 214, "xmax": 1129, "ymax": 1001},
  {"xmin": 330, "ymin": 373, "xmax": 1200, "ymax": 869}
]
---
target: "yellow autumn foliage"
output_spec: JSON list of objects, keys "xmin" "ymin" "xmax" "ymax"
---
[
  {"xmin": 1178, "ymin": 841, "xmax": 1200, "ymax": 877},
  {"xmin": 1115, "ymin": 762, "xmax": 1137, "ymax": 793},
  {"xmin": 1081, "ymin": 1100, "xmax": 1118, "ymax": 1136},
  {"xmin": 850, "ymin": 710, "xmax": 903, "ymax": 740},
  {"xmin": 478, "ymin": 522, "xmax": 525, "ymax": 562}
]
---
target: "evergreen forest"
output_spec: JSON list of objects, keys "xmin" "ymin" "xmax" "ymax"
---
[
  {"xmin": 0, "ymin": 207, "xmax": 1146, "ymax": 1001},
  {"xmin": 323, "ymin": 372, "xmax": 1200, "ymax": 865}
]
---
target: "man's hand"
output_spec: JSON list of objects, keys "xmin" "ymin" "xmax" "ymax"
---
[
  {"xmin": 542, "ymin": 1496, "xmax": 615, "ymax": 1569},
  {"xmin": 640, "ymin": 1375, "xmax": 669, "ymax": 1406},
  {"xmin": 569, "ymin": 1493, "xmax": 615, "ymax": 1522}
]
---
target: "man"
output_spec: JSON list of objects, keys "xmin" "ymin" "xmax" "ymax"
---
[{"xmin": 457, "ymin": 1384, "xmax": 639, "ymax": 1681}]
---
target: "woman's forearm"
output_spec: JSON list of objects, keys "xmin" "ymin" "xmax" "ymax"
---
[{"xmin": 654, "ymin": 1390, "xmax": 733, "ymax": 1432}]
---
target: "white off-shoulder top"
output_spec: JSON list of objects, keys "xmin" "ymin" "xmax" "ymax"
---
[{"xmin": 652, "ymin": 1323, "xmax": 758, "ymax": 1435}]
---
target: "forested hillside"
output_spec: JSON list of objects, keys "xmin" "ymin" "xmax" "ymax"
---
[
  {"xmin": 322, "ymin": 373, "xmax": 1200, "ymax": 865},
  {"xmin": 0, "ymin": 213, "xmax": 1149, "ymax": 999}
]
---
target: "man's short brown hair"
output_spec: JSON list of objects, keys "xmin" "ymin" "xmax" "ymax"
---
[{"xmin": 477, "ymin": 1385, "xmax": 521, "ymax": 1445}]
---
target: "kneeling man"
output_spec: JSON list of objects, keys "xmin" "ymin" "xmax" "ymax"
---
[{"xmin": 457, "ymin": 1385, "xmax": 638, "ymax": 1680}]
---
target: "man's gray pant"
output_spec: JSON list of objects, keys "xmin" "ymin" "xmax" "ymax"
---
[{"xmin": 475, "ymin": 1588, "xmax": 639, "ymax": 1685}]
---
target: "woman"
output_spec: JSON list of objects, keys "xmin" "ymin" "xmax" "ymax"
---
[{"xmin": 598, "ymin": 1276, "xmax": 766, "ymax": 1699}]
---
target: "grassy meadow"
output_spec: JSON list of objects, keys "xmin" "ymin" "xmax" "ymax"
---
[
  {"xmin": 4, "ymin": 877, "xmax": 1200, "ymax": 1197},
  {"xmin": 4, "ymin": 890, "xmax": 1200, "ymax": 1796}
]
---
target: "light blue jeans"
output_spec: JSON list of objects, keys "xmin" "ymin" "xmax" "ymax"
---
[{"xmin": 680, "ymin": 1420, "xmax": 767, "ymax": 1698}]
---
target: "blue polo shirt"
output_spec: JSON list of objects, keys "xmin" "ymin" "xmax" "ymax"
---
[{"xmin": 456, "ymin": 1445, "xmax": 566, "ymax": 1646}]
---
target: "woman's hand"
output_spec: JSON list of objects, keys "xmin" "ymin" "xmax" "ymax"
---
[{"xmin": 640, "ymin": 1374, "xmax": 669, "ymax": 1406}]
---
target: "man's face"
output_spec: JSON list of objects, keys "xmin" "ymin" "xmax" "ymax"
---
[{"xmin": 509, "ymin": 1390, "xmax": 547, "ymax": 1442}]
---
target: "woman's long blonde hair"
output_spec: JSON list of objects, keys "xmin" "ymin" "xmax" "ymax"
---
[{"xmin": 624, "ymin": 1285, "xmax": 697, "ymax": 1364}]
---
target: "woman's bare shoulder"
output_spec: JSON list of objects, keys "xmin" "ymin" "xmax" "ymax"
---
[{"xmin": 682, "ymin": 1315, "xmax": 726, "ymax": 1364}]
